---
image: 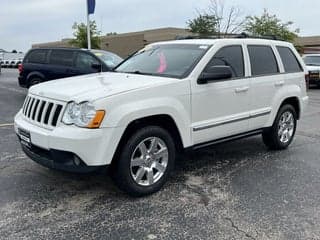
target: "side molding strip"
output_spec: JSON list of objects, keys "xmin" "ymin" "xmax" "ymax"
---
[{"xmin": 193, "ymin": 110, "xmax": 271, "ymax": 132}]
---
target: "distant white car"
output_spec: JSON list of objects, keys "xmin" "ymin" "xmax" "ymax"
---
[
  {"xmin": 303, "ymin": 54, "xmax": 320, "ymax": 87},
  {"xmin": 9, "ymin": 59, "xmax": 22, "ymax": 68},
  {"xmin": 2, "ymin": 60, "xmax": 10, "ymax": 68}
]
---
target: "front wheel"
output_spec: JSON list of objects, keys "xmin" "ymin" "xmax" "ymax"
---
[
  {"xmin": 262, "ymin": 104, "xmax": 297, "ymax": 150},
  {"xmin": 112, "ymin": 126, "xmax": 176, "ymax": 197}
]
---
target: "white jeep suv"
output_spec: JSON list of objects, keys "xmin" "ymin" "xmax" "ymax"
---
[{"xmin": 14, "ymin": 38, "xmax": 309, "ymax": 196}]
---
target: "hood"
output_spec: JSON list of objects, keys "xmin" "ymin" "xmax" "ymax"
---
[
  {"xmin": 305, "ymin": 65, "xmax": 320, "ymax": 72},
  {"xmin": 29, "ymin": 72, "xmax": 177, "ymax": 102}
]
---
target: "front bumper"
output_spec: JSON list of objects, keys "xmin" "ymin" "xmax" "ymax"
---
[
  {"xmin": 20, "ymin": 143, "xmax": 99, "ymax": 173},
  {"xmin": 14, "ymin": 110, "xmax": 124, "ymax": 169}
]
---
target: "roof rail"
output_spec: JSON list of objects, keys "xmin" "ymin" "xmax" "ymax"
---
[{"xmin": 175, "ymin": 32, "xmax": 285, "ymax": 41}]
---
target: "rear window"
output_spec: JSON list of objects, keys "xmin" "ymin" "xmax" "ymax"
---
[
  {"xmin": 303, "ymin": 55, "xmax": 320, "ymax": 66},
  {"xmin": 26, "ymin": 50, "xmax": 48, "ymax": 64},
  {"xmin": 277, "ymin": 46, "xmax": 303, "ymax": 73},
  {"xmin": 248, "ymin": 45, "xmax": 279, "ymax": 76},
  {"xmin": 49, "ymin": 50, "xmax": 75, "ymax": 67}
]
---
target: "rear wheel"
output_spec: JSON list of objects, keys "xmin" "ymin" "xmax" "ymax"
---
[
  {"xmin": 112, "ymin": 126, "xmax": 175, "ymax": 197},
  {"xmin": 262, "ymin": 104, "xmax": 297, "ymax": 150},
  {"xmin": 28, "ymin": 77, "xmax": 42, "ymax": 88}
]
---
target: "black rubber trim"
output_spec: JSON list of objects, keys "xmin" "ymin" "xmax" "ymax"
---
[
  {"xmin": 189, "ymin": 129, "xmax": 264, "ymax": 151},
  {"xmin": 20, "ymin": 141, "xmax": 102, "ymax": 173}
]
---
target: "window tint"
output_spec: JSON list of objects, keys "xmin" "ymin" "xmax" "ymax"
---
[
  {"xmin": 49, "ymin": 50, "xmax": 75, "ymax": 67},
  {"xmin": 205, "ymin": 46, "xmax": 244, "ymax": 77},
  {"xmin": 248, "ymin": 45, "xmax": 279, "ymax": 76},
  {"xmin": 26, "ymin": 50, "xmax": 48, "ymax": 64},
  {"xmin": 75, "ymin": 52, "xmax": 100, "ymax": 70},
  {"xmin": 277, "ymin": 46, "xmax": 302, "ymax": 72}
]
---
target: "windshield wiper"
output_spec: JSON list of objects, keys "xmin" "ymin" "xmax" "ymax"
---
[
  {"xmin": 307, "ymin": 64, "xmax": 320, "ymax": 66},
  {"xmin": 124, "ymin": 70, "xmax": 156, "ymax": 76}
]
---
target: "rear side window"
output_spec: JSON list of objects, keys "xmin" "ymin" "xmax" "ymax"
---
[
  {"xmin": 205, "ymin": 45, "xmax": 244, "ymax": 77},
  {"xmin": 248, "ymin": 45, "xmax": 279, "ymax": 76},
  {"xmin": 277, "ymin": 46, "xmax": 303, "ymax": 73},
  {"xmin": 49, "ymin": 50, "xmax": 75, "ymax": 67},
  {"xmin": 26, "ymin": 50, "xmax": 48, "ymax": 64}
]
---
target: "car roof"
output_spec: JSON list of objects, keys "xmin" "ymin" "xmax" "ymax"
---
[
  {"xmin": 150, "ymin": 38, "xmax": 293, "ymax": 47},
  {"xmin": 30, "ymin": 47, "xmax": 107, "ymax": 52},
  {"xmin": 29, "ymin": 48, "xmax": 117, "ymax": 56}
]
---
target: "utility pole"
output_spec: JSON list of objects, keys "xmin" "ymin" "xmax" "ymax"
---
[{"xmin": 86, "ymin": 0, "xmax": 91, "ymax": 50}]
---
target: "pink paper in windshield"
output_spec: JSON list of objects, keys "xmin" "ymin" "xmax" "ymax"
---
[{"xmin": 157, "ymin": 52, "xmax": 167, "ymax": 73}]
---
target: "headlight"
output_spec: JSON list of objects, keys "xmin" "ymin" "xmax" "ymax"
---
[{"xmin": 62, "ymin": 101, "xmax": 105, "ymax": 128}]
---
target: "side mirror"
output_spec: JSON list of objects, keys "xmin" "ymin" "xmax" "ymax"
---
[
  {"xmin": 91, "ymin": 63, "xmax": 102, "ymax": 72},
  {"xmin": 198, "ymin": 66, "xmax": 233, "ymax": 84}
]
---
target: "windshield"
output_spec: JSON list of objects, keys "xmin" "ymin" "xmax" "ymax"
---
[
  {"xmin": 92, "ymin": 51, "xmax": 123, "ymax": 68},
  {"xmin": 115, "ymin": 44, "xmax": 211, "ymax": 78},
  {"xmin": 303, "ymin": 56, "xmax": 320, "ymax": 66}
]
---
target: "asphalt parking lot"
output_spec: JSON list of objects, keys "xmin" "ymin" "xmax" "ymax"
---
[{"xmin": 0, "ymin": 68, "xmax": 320, "ymax": 240}]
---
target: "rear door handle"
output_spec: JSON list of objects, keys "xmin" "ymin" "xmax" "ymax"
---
[
  {"xmin": 275, "ymin": 81, "xmax": 285, "ymax": 87},
  {"xmin": 235, "ymin": 86, "xmax": 249, "ymax": 93}
]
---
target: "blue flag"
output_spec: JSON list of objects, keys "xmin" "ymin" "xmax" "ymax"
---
[{"xmin": 87, "ymin": 0, "xmax": 95, "ymax": 14}]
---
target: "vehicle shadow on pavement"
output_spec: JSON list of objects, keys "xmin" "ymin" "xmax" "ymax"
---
[{"xmin": 20, "ymin": 135, "xmax": 268, "ymax": 201}]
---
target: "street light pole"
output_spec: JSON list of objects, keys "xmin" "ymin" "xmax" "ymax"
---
[{"xmin": 86, "ymin": 0, "xmax": 91, "ymax": 50}]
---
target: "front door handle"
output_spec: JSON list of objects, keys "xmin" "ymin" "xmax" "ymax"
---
[
  {"xmin": 235, "ymin": 86, "xmax": 249, "ymax": 93},
  {"xmin": 275, "ymin": 81, "xmax": 285, "ymax": 87}
]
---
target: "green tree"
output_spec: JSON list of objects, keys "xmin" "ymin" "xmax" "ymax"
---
[
  {"xmin": 187, "ymin": 0, "xmax": 245, "ymax": 36},
  {"xmin": 187, "ymin": 14, "xmax": 219, "ymax": 35},
  {"xmin": 70, "ymin": 21, "xmax": 101, "ymax": 49},
  {"xmin": 244, "ymin": 9, "xmax": 299, "ymax": 42},
  {"xmin": 106, "ymin": 32, "xmax": 117, "ymax": 36}
]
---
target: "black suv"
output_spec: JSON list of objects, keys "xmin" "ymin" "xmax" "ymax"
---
[{"xmin": 18, "ymin": 48, "xmax": 123, "ymax": 88}]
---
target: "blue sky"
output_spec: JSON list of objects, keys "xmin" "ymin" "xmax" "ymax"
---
[{"xmin": 1, "ymin": 0, "xmax": 319, "ymax": 52}]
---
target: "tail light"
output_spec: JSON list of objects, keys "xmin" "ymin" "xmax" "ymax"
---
[
  {"xmin": 305, "ymin": 74, "xmax": 310, "ymax": 91},
  {"xmin": 18, "ymin": 63, "xmax": 23, "ymax": 74}
]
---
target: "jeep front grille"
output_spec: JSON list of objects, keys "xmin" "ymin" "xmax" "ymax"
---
[{"xmin": 22, "ymin": 95, "xmax": 64, "ymax": 127}]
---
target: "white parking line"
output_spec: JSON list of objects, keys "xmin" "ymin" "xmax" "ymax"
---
[
  {"xmin": 0, "ymin": 85, "xmax": 26, "ymax": 94},
  {"xmin": 0, "ymin": 123, "xmax": 14, "ymax": 127}
]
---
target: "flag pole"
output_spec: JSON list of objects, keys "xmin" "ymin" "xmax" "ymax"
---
[{"xmin": 86, "ymin": 0, "xmax": 91, "ymax": 50}]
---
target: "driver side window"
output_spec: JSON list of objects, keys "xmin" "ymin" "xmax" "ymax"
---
[
  {"xmin": 205, "ymin": 45, "xmax": 244, "ymax": 78},
  {"xmin": 76, "ymin": 52, "xmax": 100, "ymax": 70}
]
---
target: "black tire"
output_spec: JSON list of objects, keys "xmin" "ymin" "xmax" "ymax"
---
[
  {"xmin": 28, "ymin": 77, "xmax": 42, "ymax": 88},
  {"xmin": 112, "ymin": 126, "xmax": 176, "ymax": 197},
  {"xmin": 262, "ymin": 104, "xmax": 297, "ymax": 150}
]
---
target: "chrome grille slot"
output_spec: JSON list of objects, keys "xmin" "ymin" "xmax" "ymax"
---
[
  {"xmin": 27, "ymin": 98, "xmax": 35, "ymax": 118},
  {"xmin": 37, "ymin": 101, "xmax": 46, "ymax": 122},
  {"xmin": 31, "ymin": 99, "xmax": 40, "ymax": 120},
  {"xmin": 22, "ymin": 95, "xmax": 64, "ymax": 128},
  {"xmin": 44, "ymin": 103, "xmax": 53, "ymax": 124},
  {"xmin": 52, "ymin": 105, "xmax": 63, "ymax": 127}
]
